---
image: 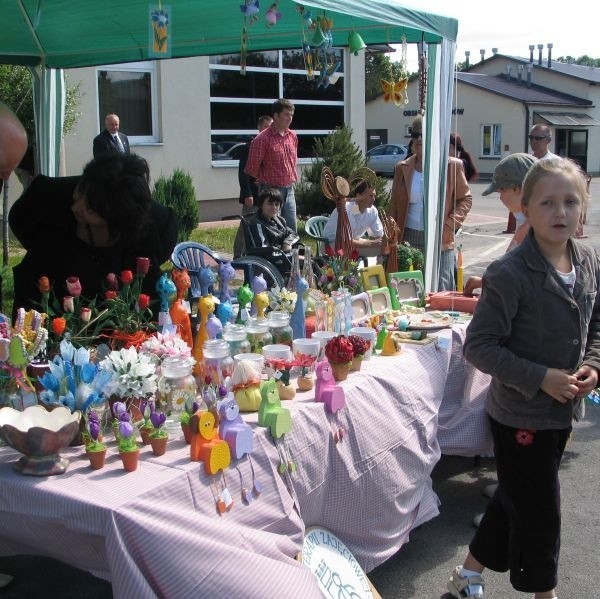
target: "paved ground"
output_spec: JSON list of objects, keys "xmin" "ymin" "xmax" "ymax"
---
[{"xmin": 1, "ymin": 180, "xmax": 599, "ymax": 598}]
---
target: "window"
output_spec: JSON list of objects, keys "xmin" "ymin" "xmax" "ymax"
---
[
  {"xmin": 209, "ymin": 49, "xmax": 345, "ymax": 162},
  {"xmin": 481, "ymin": 124, "xmax": 501, "ymax": 157},
  {"xmin": 97, "ymin": 62, "xmax": 158, "ymax": 143}
]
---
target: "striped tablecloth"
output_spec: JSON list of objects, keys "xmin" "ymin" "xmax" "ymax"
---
[{"xmin": 0, "ymin": 324, "xmax": 491, "ymax": 596}]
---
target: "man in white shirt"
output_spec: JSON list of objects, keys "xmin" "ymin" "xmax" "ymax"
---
[
  {"xmin": 322, "ymin": 180, "xmax": 383, "ymax": 252},
  {"xmin": 93, "ymin": 113, "xmax": 130, "ymax": 158},
  {"xmin": 529, "ymin": 124, "xmax": 557, "ymax": 160}
]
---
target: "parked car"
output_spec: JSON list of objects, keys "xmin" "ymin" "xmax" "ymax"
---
[
  {"xmin": 366, "ymin": 143, "xmax": 409, "ymax": 176},
  {"xmin": 212, "ymin": 142, "xmax": 247, "ymax": 161}
]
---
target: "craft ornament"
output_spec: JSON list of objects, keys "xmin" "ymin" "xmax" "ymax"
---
[
  {"xmin": 149, "ymin": 4, "xmax": 170, "ymax": 58},
  {"xmin": 265, "ymin": 2, "xmax": 281, "ymax": 26},
  {"xmin": 189, "ymin": 410, "xmax": 232, "ymax": 474},
  {"xmin": 236, "ymin": 284, "xmax": 254, "ymax": 325},
  {"xmin": 217, "ymin": 393, "xmax": 254, "ymax": 459},
  {"xmin": 258, "ymin": 378, "xmax": 291, "ymax": 438}
]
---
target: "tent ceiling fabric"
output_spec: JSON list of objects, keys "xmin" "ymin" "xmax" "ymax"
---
[{"xmin": 2, "ymin": 0, "xmax": 457, "ymax": 68}]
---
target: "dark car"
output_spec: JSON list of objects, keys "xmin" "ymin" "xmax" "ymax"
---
[{"xmin": 366, "ymin": 143, "xmax": 409, "ymax": 176}]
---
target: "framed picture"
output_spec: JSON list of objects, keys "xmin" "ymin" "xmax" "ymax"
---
[
  {"xmin": 388, "ymin": 270, "xmax": 425, "ymax": 309},
  {"xmin": 360, "ymin": 264, "xmax": 387, "ymax": 291},
  {"xmin": 367, "ymin": 287, "xmax": 391, "ymax": 315},
  {"xmin": 350, "ymin": 292, "xmax": 372, "ymax": 323}
]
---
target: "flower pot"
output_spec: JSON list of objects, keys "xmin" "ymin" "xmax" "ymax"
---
[
  {"xmin": 181, "ymin": 422, "xmax": 192, "ymax": 444},
  {"xmin": 297, "ymin": 374, "xmax": 314, "ymax": 391},
  {"xmin": 277, "ymin": 380, "xmax": 296, "ymax": 401},
  {"xmin": 119, "ymin": 448, "xmax": 140, "ymax": 472},
  {"xmin": 140, "ymin": 426, "xmax": 153, "ymax": 446},
  {"xmin": 330, "ymin": 362, "xmax": 350, "ymax": 382},
  {"xmin": 350, "ymin": 355, "xmax": 363, "ymax": 372},
  {"xmin": 149, "ymin": 436, "xmax": 168, "ymax": 456},
  {"xmin": 86, "ymin": 448, "xmax": 107, "ymax": 470}
]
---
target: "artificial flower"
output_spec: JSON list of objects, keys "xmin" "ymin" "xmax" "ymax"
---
[
  {"xmin": 117, "ymin": 414, "xmax": 138, "ymax": 453},
  {"xmin": 105, "ymin": 290, "xmax": 117, "ymax": 300},
  {"xmin": 38, "ymin": 276, "xmax": 51, "ymax": 294},
  {"xmin": 136, "ymin": 257, "xmax": 150, "ymax": 276},
  {"xmin": 325, "ymin": 335, "xmax": 354, "ymax": 365},
  {"xmin": 139, "ymin": 331, "xmax": 192, "ymax": 361},
  {"xmin": 99, "ymin": 346, "xmax": 158, "ymax": 399},
  {"xmin": 63, "ymin": 296, "xmax": 75, "ymax": 313},
  {"xmin": 106, "ymin": 273, "xmax": 119, "ymax": 291},
  {"xmin": 66, "ymin": 276, "xmax": 82, "ymax": 297},
  {"xmin": 121, "ymin": 270, "xmax": 134, "ymax": 285},
  {"xmin": 348, "ymin": 334, "xmax": 370, "ymax": 357},
  {"xmin": 149, "ymin": 410, "xmax": 168, "ymax": 439},
  {"xmin": 317, "ymin": 247, "xmax": 363, "ymax": 295},
  {"xmin": 80, "ymin": 307, "xmax": 92, "ymax": 323},
  {"xmin": 52, "ymin": 317, "xmax": 67, "ymax": 336},
  {"xmin": 267, "ymin": 286, "xmax": 297, "ymax": 313},
  {"xmin": 137, "ymin": 294, "xmax": 151, "ymax": 312}
]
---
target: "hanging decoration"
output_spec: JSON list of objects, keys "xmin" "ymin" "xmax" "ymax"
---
[
  {"xmin": 379, "ymin": 209, "xmax": 400, "ymax": 275},
  {"xmin": 417, "ymin": 36, "xmax": 428, "ymax": 114},
  {"xmin": 149, "ymin": 3, "xmax": 171, "ymax": 58},
  {"xmin": 321, "ymin": 166, "xmax": 353, "ymax": 257},
  {"xmin": 240, "ymin": 0, "xmax": 261, "ymax": 74},
  {"xmin": 380, "ymin": 34, "xmax": 408, "ymax": 107},
  {"xmin": 265, "ymin": 2, "xmax": 282, "ymax": 26}
]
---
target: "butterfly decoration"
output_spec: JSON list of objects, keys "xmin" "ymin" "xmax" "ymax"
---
[
  {"xmin": 381, "ymin": 78, "xmax": 409, "ymax": 106},
  {"xmin": 265, "ymin": 2, "xmax": 282, "ymax": 26},
  {"xmin": 240, "ymin": 0, "xmax": 260, "ymax": 23}
]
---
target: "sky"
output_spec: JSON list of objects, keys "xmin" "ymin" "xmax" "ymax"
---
[{"xmin": 396, "ymin": 0, "xmax": 597, "ymax": 71}]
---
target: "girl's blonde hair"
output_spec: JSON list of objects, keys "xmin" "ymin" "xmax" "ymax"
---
[{"xmin": 521, "ymin": 157, "xmax": 589, "ymax": 207}]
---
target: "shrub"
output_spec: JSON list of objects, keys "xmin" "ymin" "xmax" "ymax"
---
[
  {"xmin": 152, "ymin": 169, "xmax": 199, "ymax": 241},
  {"xmin": 296, "ymin": 125, "xmax": 389, "ymax": 217}
]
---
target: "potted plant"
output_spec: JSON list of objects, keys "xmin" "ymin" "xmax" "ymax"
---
[
  {"xmin": 148, "ymin": 410, "xmax": 168, "ymax": 456},
  {"xmin": 266, "ymin": 359, "xmax": 296, "ymax": 400},
  {"xmin": 84, "ymin": 411, "xmax": 107, "ymax": 470},
  {"xmin": 139, "ymin": 399, "xmax": 155, "ymax": 445},
  {"xmin": 348, "ymin": 335, "xmax": 370, "ymax": 372},
  {"xmin": 324, "ymin": 335, "xmax": 354, "ymax": 382},
  {"xmin": 117, "ymin": 413, "xmax": 140, "ymax": 471},
  {"xmin": 295, "ymin": 354, "xmax": 316, "ymax": 391},
  {"xmin": 179, "ymin": 399, "xmax": 199, "ymax": 444}
]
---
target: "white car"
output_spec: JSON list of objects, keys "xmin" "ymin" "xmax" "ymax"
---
[{"xmin": 366, "ymin": 143, "xmax": 409, "ymax": 176}]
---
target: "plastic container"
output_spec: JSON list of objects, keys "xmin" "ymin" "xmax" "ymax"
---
[
  {"xmin": 245, "ymin": 317, "xmax": 273, "ymax": 354},
  {"xmin": 202, "ymin": 339, "xmax": 234, "ymax": 386},
  {"xmin": 267, "ymin": 311, "xmax": 293, "ymax": 347}
]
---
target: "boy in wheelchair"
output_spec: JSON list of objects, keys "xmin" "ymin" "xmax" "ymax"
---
[{"xmin": 243, "ymin": 187, "xmax": 301, "ymax": 279}]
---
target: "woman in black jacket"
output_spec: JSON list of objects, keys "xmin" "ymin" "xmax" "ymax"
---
[{"xmin": 9, "ymin": 153, "xmax": 178, "ymax": 313}]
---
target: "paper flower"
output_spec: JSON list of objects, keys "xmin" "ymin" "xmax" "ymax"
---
[
  {"xmin": 99, "ymin": 346, "xmax": 158, "ymax": 400},
  {"xmin": 324, "ymin": 335, "xmax": 354, "ymax": 365},
  {"xmin": 348, "ymin": 334, "xmax": 370, "ymax": 357},
  {"xmin": 317, "ymin": 247, "xmax": 363, "ymax": 295}
]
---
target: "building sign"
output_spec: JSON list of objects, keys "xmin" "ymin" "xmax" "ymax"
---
[
  {"xmin": 403, "ymin": 108, "xmax": 464, "ymax": 116},
  {"xmin": 302, "ymin": 527, "xmax": 375, "ymax": 598}
]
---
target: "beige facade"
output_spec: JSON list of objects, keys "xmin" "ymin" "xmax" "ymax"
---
[{"xmin": 366, "ymin": 54, "xmax": 600, "ymax": 178}]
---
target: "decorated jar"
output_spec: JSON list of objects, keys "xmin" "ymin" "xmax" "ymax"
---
[
  {"xmin": 267, "ymin": 311, "xmax": 293, "ymax": 347},
  {"xmin": 158, "ymin": 356, "xmax": 197, "ymax": 415},
  {"xmin": 245, "ymin": 317, "xmax": 273, "ymax": 354},
  {"xmin": 222, "ymin": 323, "xmax": 251, "ymax": 356},
  {"xmin": 202, "ymin": 339, "xmax": 234, "ymax": 387}
]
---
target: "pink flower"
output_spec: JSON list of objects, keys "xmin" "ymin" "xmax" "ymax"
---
[
  {"xmin": 515, "ymin": 429, "xmax": 536, "ymax": 446},
  {"xmin": 106, "ymin": 273, "xmax": 119, "ymax": 291},
  {"xmin": 63, "ymin": 296, "xmax": 75, "ymax": 313},
  {"xmin": 136, "ymin": 257, "xmax": 150, "ymax": 276},
  {"xmin": 80, "ymin": 307, "xmax": 92, "ymax": 322},
  {"xmin": 66, "ymin": 276, "xmax": 82, "ymax": 297}
]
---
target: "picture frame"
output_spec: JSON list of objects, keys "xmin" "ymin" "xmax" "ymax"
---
[
  {"xmin": 367, "ymin": 287, "xmax": 392, "ymax": 315},
  {"xmin": 388, "ymin": 270, "xmax": 425, "ymax": 309},
  {"xmin": 350, "ymin": 292, "xmax": 372, "ymax": 323},
  {"xmin": 360, "ymin": 264, "xmax": 387, "ymax": 291}
]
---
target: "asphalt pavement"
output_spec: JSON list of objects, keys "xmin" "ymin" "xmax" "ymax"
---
[{"xmin": 1, "ymin": 181, "xmax": 599, "ymax": 598}]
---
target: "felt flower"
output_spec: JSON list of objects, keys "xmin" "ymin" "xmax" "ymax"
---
[
  {"xmin": 515, "ymin": 429, "xmax": 536, "ymax": 446},
  {"xmin": 66, "ymin": 276, "xmax": 82, "ymax": 297}
]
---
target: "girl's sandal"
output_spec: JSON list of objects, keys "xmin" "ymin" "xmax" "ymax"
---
[{"xmin": 447, "ymin": 566, "xmax": 485, "ymax": 598}]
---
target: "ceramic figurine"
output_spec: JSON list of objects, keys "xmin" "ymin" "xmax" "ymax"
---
[
  {"xmin": 216, "ymin": 262, "xmax": 235, "ymax": 326},
  {"xmin": 156, "ymin": 272, "xmax": 177, "ymax": 334},
  {"xmin": 289, "ymin": 275, "xmax": 308, "ymax": 340},
  {"xmin": 199, "ymin": 265, "xmax": 216, "ymax": 297},
  {"xmin": 189, "ymin": 410, "xmax": 231, "ymax": 474},
  {"xmin": 254, "ymin": 291, "xmax": 269, "ymax": 319},
  {"xmin": 315, "ymin": 360, "xmax": 346, "ymax": 413},
  {"xmin": 217, "ymin": 394, "xmax": 254, "ymax": 459},
  {"xmin": 206, "ymin": 313, "xmax": 223, "ymax": 340},
  {"xmin": 258, "ymin": 378, "xmax": 291, "ymax": 438},
  {"xmin": 231, "ymin": 360, "xmax": 263, "ymax": 412},
  {"xmin": 235, "ymin": 284, "xmax": 254, "ymax": 325},
  {"xmin": 381, "ymin": 331, "xmax": 402, "ymax": 356},
  {"xmin": 169, "ymin": 268, "xmax": 193, "ymax": 348},
  {"xmin": 251, "ymin": 274, "xmax": 268, "ymax": 316},
  {"xmin": 193, "ymin": 295, "xmax": 216, "ymax": 372}
]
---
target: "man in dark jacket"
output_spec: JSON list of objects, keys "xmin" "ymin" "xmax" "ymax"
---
[{"xmin": 93, "ymin": 113, "xmax": 130, "ymax": 158}]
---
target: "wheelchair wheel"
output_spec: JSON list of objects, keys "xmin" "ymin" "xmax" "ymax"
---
[{"xmin": 231, "ymin": 255, "xmax": 286, "ymax": 289}]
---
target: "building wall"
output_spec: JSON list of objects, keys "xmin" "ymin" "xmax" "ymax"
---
[{"xmin": 61, "ymin": 53, "xmax": 366, "ymax": 223}]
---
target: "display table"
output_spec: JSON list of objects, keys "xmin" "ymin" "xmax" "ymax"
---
[{"xmin": 0, "ymin": 324, "xmax": 491, "ymax": 596}]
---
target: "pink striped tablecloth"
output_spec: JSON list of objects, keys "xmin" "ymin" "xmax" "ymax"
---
[{"xmin": 0, "ymin": 324, "xmax": 491, "ymax": 596}]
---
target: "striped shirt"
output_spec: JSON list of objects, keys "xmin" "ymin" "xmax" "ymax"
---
[{"xmin": 245, "ymin": 125, "xmax": 298, "ymax": 187}]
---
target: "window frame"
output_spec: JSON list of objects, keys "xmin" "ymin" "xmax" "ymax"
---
[
  {"xmin": 481, "ymin": 124, "xmax": 502, "ymax": 158},
  {"xmin": 96, "ymin": 61, "xmax": 159, "ymax": 145}
]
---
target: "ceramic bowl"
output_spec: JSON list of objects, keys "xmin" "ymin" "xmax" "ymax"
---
[
  {"xmin": 0, "ymin": 405, "xmax": 81, "ymax": 476},
  {"xmin": 262, "ymin": 344, "xmax": 293, "ymax": 362}
]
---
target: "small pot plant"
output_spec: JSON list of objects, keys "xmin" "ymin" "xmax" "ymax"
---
[
  {"xmin": 324, "ymin": 335, "xmax": 354, "ymax": 382},
  {"xmin": 148, "ymin": 410, "xmax": 168, "ymax": 456},
  {"xmin": 117, "ymin": 413, "xmax": 140, "ymax": 472},
  {"xmin": 85, "ymin": 411, "xmax": 107, "ymax": 470},
  {"xmin": 139, "ymin": 399, "xmax": 156, "ymax": 445},
  {"xmin": 295, "ymin": 354, "xmax": 316, "ymax": 391},
  {"xmin": 348, "ymin": 335, "xmax": 370, "ymax": 371},
  {"xmin": 179, "ymin": 399, "xmax": 199, "ymax": 444}
]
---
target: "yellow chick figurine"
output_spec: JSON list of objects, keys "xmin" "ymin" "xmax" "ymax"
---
[{"xmin": 381, "ymin": 331, "xmax": 402, "ymax": 356}]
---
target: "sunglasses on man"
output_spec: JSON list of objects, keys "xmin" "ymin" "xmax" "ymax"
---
[
  {"xmin": 528, "ymin": 135, "xmax": 548, "ymax": 141},
  {"xmin": 410, "ymin": 131, "xmax": 422, "ymax": 140}
]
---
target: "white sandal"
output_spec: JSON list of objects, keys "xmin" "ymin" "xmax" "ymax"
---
[{"xmin": 447, "ymin": 566, "xmax": 485, "ymax": 598}]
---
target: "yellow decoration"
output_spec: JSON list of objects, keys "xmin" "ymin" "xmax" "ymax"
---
[{"xmin": 381, "ymin": 331, "xmax": 402, "ymax": 356}]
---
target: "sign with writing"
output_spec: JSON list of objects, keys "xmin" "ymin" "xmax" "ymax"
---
[{"xmin": 302, "ymin": 527, "xmax": 375, "ymax": 599}]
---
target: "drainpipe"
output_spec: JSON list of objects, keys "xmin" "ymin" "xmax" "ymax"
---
[
  {"xmin": 547, "ymin": 43, "xmax": 553, "ymax": 67},
  {"xmin": 537, "ymin": 44, "xmax": 543, "ymax": 65},
  {"xmin": 524, "ymin": 104, "xmax": 531, "ymax": 152}
]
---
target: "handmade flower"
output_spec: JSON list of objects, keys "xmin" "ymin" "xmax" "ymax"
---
[
  {"xmin": 117, "ymin": 415, "xmax": 138, "ymax": 453},
  {"xmin": 99, "ymin": 346, "xmax": 158, "ymax": 400},
  {"xmin": 80, "ymin": 307, "xmax": 92, "ymax": 323},
  {"xmin": 317, "ymin": 247, "xmax": 363, "ymax": 295},
  {"xmin": 105, "ymin": 290, "xmax": 118, "ymax": 300},
  {"xmin": 38, "ymin": 276, "xmax": 51, "ymax": 294},
  {"xmin": 515, "ymin": 429, "xmax": 536, "ymax": 446},
  {"xmin": 52, "ymin": 317, "xmax": 67, "ymax": 336},
  {"xmin": 137, "ymin": 294, "xmax": 151, "ymax": 312},
  {"xmin": 121, "ymin": 270, "xmax": 134, "ymax": 285},
  {"xmin": 139, "ymin": 331, "xmax": 192, "ymax": 361},
  {"xmin": 66, "ymin": 276, "xmax": 82, "ymax": 297},
  {"xmin": 63, "ymin": 296, "xmax": 75, "ymax": 313},
  {"xmin": 106, "ymin": 273, "xmax": 119, "ymax": 291},
  {"xmin": 136, "ymin": 257, "xmax": 150, "ymax": 276},
  {"xmin": 85, "ymin": 411, "xmax": 106, "ymax": 452},
  {"xmin": 325, "ymin": 335, "xmax": 354, "ymax": 365},
  {"xmin": 267, "ymin": 286, "xmax": 297, "ymax": 313},
  {"xmin": 149, "ymin": 410, "xmax": 168, "ymax": 439},
  {"xmin": 348, "ymin": 334, "xmax": 370, "ymax": 357}
]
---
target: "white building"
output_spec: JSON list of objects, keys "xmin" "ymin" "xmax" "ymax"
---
[{"xmin": 366, "ymin": 49, "xmax": 600, "ymax": 177}]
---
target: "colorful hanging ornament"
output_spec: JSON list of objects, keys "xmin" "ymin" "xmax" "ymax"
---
[
  {"xmin": 240, "ymin": 0, "xmax": 260, "ymax": 75},
  {"xmin": 418, "ymin": 36, "xmax": 428, "ymax": 114},
  {"xmin": 265, "ymin": 2, "xmax": 282, "ymax": 26},
  {"xmin": 149, "ymin": 3, "xmax": 171, "ymax": 58},
  {"xmin": 381, "ymin": 35, "xmax": 409, "ymax": 107}
]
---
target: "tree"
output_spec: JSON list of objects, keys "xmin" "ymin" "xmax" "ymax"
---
[
  {"xmin": 365, "ymin": 53, "xmax": 407, "ymax": 102},
  {"xmin": 295, "ymin": 125, "xmax": 390, "ymax": 217},
  {"xmin": 556, "ymin": 55, "xmax": 600, "ymax": 67}
]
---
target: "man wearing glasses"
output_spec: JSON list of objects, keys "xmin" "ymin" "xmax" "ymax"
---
[{"xmin": 529, "ymin": 124, "xmax": 557, "ymax": 160}]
